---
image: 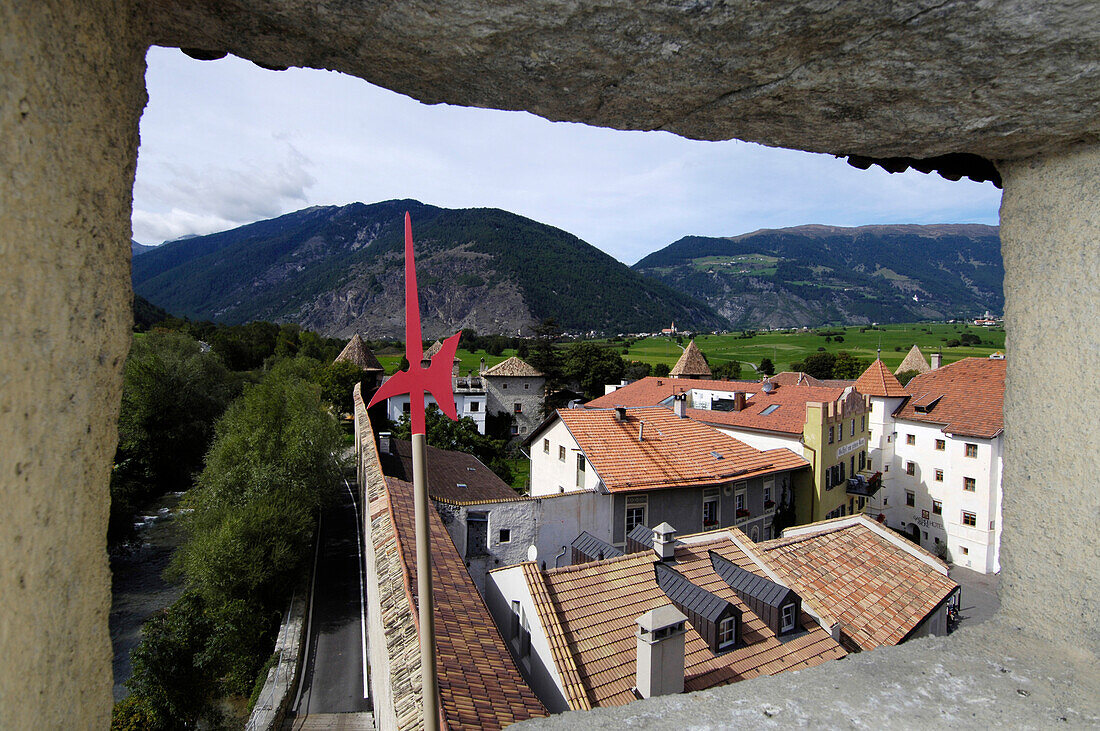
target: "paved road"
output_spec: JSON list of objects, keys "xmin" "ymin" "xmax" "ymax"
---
[
  {"xmin": 949, "ymin": 564, "xmax": 1000, "ymax": 628},
  {"xmin": 288, "ymin": 477, "xmax": 372, "ymax": 718}
]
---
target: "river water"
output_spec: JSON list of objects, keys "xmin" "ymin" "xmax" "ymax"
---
[{"xmin": 109, "ymin": 490, "xmax": 187, "ymax": 700}]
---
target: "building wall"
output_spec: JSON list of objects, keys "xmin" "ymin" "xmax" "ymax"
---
[
  {"xmin": 889, "ymin": 420, "xmax": 1002, "ymax": 573},
  {"xmin": 864, "ymin": 396, "xmax": 907, "ymax": 521},
  {"xmin": 802, "ymin": 394, "xmax": 872, "ymax": 524},
  {"xmin": 485, "ymin": 565, "xmax": 571, "ymax": 713},
  {"xmin": 530, "ymin": 420, "xmax": 603, "ymax": 496},
  {"xmin": 385, "ymin": 390, "xmax": 487, "ymax": 433},
  {"xmin": 485, "ymin": 375, "xmax": 546, "ymax": 437}
]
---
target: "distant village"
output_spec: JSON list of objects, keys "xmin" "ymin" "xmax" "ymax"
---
[{"xmin": 338, "ymin": 330, "xmax": 1005, "ymax": 726}]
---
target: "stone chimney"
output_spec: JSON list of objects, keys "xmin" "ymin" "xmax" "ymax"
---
[
  {"xmin": 378, "ymin": 431, "xmax": 392, "ymax": 454},
  {"xmin": 930, "ymin": 352, "xmax": 942, "ymax": 369},
  {"xmin": 635, "ymin": 605, "xmax": 687, "ymax": 699},
  {"xmin": 652, "ymin": 522, "xmax": 677, "ymax": 560},
  {"xmin": 672, "ymin": 392, "xmax": 687, "ymax": 418},
  {"xmin": 733, "ymin": 391, "xmax": 746, "ymax": 412}
]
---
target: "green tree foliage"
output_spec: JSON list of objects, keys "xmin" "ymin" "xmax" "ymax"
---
[
  {"xmin": 710, "ymin": 360, "xmax": 743, "ymax": 381},
  {"xmin": 316, "ymin": 360, "xmax": 365, "ymax": 414},
  {"xmin": 896, "ymin": 369, "xmax": 921, "ymax": 386},
  {"xmin": 653, "ymin": 362, "xmax": 671, "ymax": 377},
  {"xmin": 790, "ymin": 352, "xmax": 836, "ymax": 380},
  {"xmin": 832, "ymin": 352, "xmax": 869, "ymax": 380},
  {"xmin": 393, "ymin": 405, "xmax": 513, "ymax": 484},
  {"xmin": 110, "ymin": 331, "xmax": 235, "ymax": 543},
  {"xmin": 528, "ymin": 318, "xmax": 563, "ymax": 385},
  {"xmin": 759, "ymin": 357, "xmax": 776, "ymax": 376},
  {"xmin": 562, "ymin": 341, "xmax": 626, "ymax": 400},
  {"xmin": 623, "ymin": 360, "xmax": 652, "ymax": 381}
]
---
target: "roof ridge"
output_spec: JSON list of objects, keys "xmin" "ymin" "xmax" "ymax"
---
[{"xmin": 521, "ymin": 563, "xmax": 593, "ymax": 711}]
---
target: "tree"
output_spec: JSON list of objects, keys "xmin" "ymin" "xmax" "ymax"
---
[
  {"xmin": 623, "ymin": 360, "xmax": 652, "ymax": 381},
  {"xmin": 392, "ymin": 405, "xmax": 513, "ymax": 483},
  {"xmin": 896, "ymin": 369, "xmax": 921, "ymax": 386},
  {"xmin": 790, "ymin": 352, "xmax": 836, "ymax": 380},
  {"xmin": 315, "ymin": 360, "xmax": 364, "ymax": 414},
  {"xmin": 528, "ymin": 318, "xmax": 563, "ymax": 385},
  {"xmin": 759, "ymin": 357, "xmax": 776, "ymax": 376},
  {"xmin": 832, "ymin": 352, "xmax": 869, "ymax": 380},
  {"xmin": 562, "ymin": 341, "xmax": 626, "ymax": 399},
  {"xmin": 653, "ymin": 362, "xmax": 671, "ymax": 377},
  {"xmin": 711, "ymin": 360, "xmax": 742, "ymax": 381}
]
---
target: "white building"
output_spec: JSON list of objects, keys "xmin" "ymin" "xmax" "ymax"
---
[
  {"xmin": 382, "ymin": 373, "xmax": 487, "ymax": 433},
  {"xmin": 855, "ymin": 356, "xmax": 1005, "ymax": 573}
]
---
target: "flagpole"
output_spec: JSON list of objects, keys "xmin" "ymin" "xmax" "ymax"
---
[{"xmin": 412, "ymin": 431, "xmax": 440, "ymax": 731}]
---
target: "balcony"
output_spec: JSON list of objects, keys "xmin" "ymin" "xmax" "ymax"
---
[{"xmin": 846, "ymin": 471, "xmax": 882, "ymax": 499}]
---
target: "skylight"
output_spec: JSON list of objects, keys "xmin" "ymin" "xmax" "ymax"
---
[{"xmin": 761, "ymin": 404, "xmax": 781, "ymax": 415}]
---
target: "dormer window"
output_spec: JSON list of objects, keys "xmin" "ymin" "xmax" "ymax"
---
[
  {"xmin": 717, "ymin": 616, "xmax": 737, "ymax": 650},
  {"xmin": 780, "ymin": 603, "xmax": 797, "ymax": 633}
]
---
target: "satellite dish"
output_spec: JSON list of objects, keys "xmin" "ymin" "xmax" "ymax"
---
[{"xmin": 527, "ymin": 545, "xmax": 538, "ymax": 562}]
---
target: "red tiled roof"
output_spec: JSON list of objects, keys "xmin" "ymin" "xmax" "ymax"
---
[
  {"xmin": 757, "ymin": 520, "xmax": 958, "ymax": 650},
  {"xmin": 379, "ymin": 439, "xmax": 519, "ymax": 504},
  {"xmin": 556, "ymin": 407, "xmax": 809, "ymax": 492},
  {"xmin": 386, "ymin": 477, "xmax": 548, "ymax": 728},
  {"xmin": 854, "ymin": 359, "xmax": 909, "ymax": 397},
  {"xmin": 525, "ymin": 543, "xmax": 845, "ymax": 708},
  {"xmin": 893, "ymin": 357, "xmax": 1005, "ymax": 438},
  {"xmin": 688, "ymin": 384, "xmax": 849, "ymax": 436},
  {"xmin": 585, "ymin": 376, "xmax": 760, "ymax": 409}
]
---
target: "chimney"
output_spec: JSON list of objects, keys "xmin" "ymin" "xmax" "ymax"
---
[
  {"xmin": 378, "ymin": 431, "xmax": 392, "ymax": 454},
  {"xmin": 639, "ymin": 422, "xmax": 645, "ymax": 442},
  {"xmin": 480, "ymin": 356, "xmax": 486, "ymax": 374},
  {"xmin": 672, "ymin": 392, "xmax": 687, "ymax": 418},
  {"xmin": 614, "ymin": 406, "xmax": 627, "ymax": 421},
  {"xmin": 652, "ymin": 522, "xmax": 677, "ymax": 560},
  {"xmin": 635, "ymin": 605, "xmax": 687, "ymax": 699},
  {"xmin": 733, "ymin": 391, "xmax": 746, "ymax": 412},
  {"xmin": 930, "ymin": 352, "xmax": 942, "ymax": 370}
]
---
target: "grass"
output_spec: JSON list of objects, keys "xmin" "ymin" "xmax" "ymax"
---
[
  {"xmin": 618, "ymin": 322, "xmax": 1005, "ymax": 376},
  {"xmin": 506, "ymin": 457, "xmax": 530, "ymax": 494},
  {"xmin": 375, "ymin": 348, "xmax": 519, "ymax": 375}
]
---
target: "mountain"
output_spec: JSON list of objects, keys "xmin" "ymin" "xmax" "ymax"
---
[
  {"xmin": 633, "ymin": 224, "xmax": 1002, "ymax": 328},
  {"xmin": 131, "ymin": 240, "xmax": 157, "ymax": 257},
  {"xmin": 131, "ymin": 200, "xmax": 724, "ymax": 338}
]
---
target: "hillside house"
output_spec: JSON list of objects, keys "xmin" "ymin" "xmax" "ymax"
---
[
  {"xmin": 527, "ymin": 405, "xmax": 808, "ymax": 546},
  {"xmin": 855, "ymin": 357, "xmax": 1005, "ymax": 573},
  {"xmin": 481, "ymin": 356, "xmax": 546, "ymax": 438},
  {"xmin": 486, "ymin": 514, "xmax": 956, "ymax": 712}
]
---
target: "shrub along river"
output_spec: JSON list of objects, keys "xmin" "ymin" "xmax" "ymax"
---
[{"xmin": 109, "ymin": 490, "xmax": 186, "ymax": 700}]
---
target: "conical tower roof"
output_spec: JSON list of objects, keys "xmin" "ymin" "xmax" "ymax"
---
[
  {"xmin": 855, "ymin": 359, "xmax": 908, "ymax": 397},
  {"xmin": 483, "ymin": 356, "xmax": 544, "ymax": 378},
  {"xmin": 895, "ymin": 345, "xmax": 931, "ymax": 375},
  {"xmin": 334, "ymin": 333, "xmax": 383, "ymax": 371},
  {"xmin": 669, "ymin": 339, "xmax": 712, "ymax": 378}
]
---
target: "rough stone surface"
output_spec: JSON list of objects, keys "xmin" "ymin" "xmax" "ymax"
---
[
  {"xmin": 142, "ymin": 0, "xmax": 1100, "ymax": 160},
  {"xmin": 0, "ymin": 2, "xmax": 145, "ymax": 726},
  {"xmin": 516, "ymin": 620, "xmax": 1100, "ymax": 728},
  {"xmin": 998, "ymin": 145, "xmax": 1100, "ymax": 653}
]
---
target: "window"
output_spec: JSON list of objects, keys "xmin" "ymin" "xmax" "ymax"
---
[
  {"xmin": 502, "ymin": 382, "xmax": 508, "ymax": 389},
  {"xmin": 499, "ymin": 528, "xmax": 511, "ymax": 543},
  {"xmin": 828, "ymin": 426, "xmax": 834, "ymax": 444},
  {"xmin": 839, "ymin": 462, "xmax": 845, "ymax": 481},
  {"xmin": 514, "ymin": 402, "xmax": 522, "ymax": 413},
  {"xmin": 735, "ymin": 491, "xmax": 745, "ymax": 512},
  {"xmin": 935, "ymin": 469, "xmax": 944, "ymax": 482},
  {"xmin": 558, "ymin": 445, "xmax": 566, "ymax": 461},
  {"xmin": 906, "ymin": 434, "xmax": 916, "ymax": 445},
  {"xmin": 760, "ymin": 404, "xmax": 781, "ymax": 415},
  {"xmin": 466, "ymin": 512, "xmax": 489, "ymax": 557},
  {"xmin": 703, "ymin": 488, "xmax": 720, "ymax": 529},
  {"xmin": 965, "ymin": 443, "xmax": 978, "ymax": 458},
  {"xmin": 990, "ymin": 520, "xmax": 996, "ymax": 530},
  {"xmin": 543, "ymin": 438, "xmax": 550, "ymax": 454},
  {"xmin": 402, "ymin": 401, "xmax": 411, "ymax": 413},
  {"xmin": 861, "ymin": 415, "xmax": 866, "ymax": 432},
  {"xmin": 718, "ymin": 616, "xmax": 737, "ymax": 649},
  {"xmin": 906, "ymin": 491, "xmax": 915, "ymax": 507},
  {"xmin": 962, "ymin": 511, "xmax": 977, "ymax": 527},
  {"xmin": 470, "ymin": 401, "xmax": 480, "ymax": 412},
  {"xmin": 963, "ymin": 477, "xmax": 976, "ymax": 492},
  {"xmin": 961, "ymin": 546, "xmax": 969, "ymax": 555},
  {"xmin": 524, "ymin": 382, "xmax": 530, "ymax": 389},
  {"xmin": 520, "ymin": 614, "xmax": 531, "ymax": 659},
  {"xmin": 932, "ymin": 500, "xmax": 942, "ymax": 515},
  {"xmin": 825, "ymin": 468, "xmax": 832, "ymax": 490},
  {"xmin": 510, "ymin": 600, "xmax": 521, "ymax": 639},
  {"xmin": 510, "ymin": 424, "xmax": 519, "ymax": 436},
  {"xmin": 625, "ymin": 495, "xmax": 647, "ymax": 534},
  {"xmin": 850, "ymin": 456, "xmax": 855, "ymax": 476},
  {"xmin": 858, "ymin": 450, "xmax": 866, "ymax": 470},
  {"xmin": 851, "ymin": 419, "xmax": 856, "ymax": 436},
  {"xmin": 576, "ymin": 453, "xmax": 586, "ymax": 488},
  {"xmin": 763, "ymin": 485, "xmax": 772, "ymax": 510},
  {"xmin": 906, "ymin": 461, "xmax": 915, "ymax": 476},
  {"xmin": 935, "ymin": 439, "xmax": 945, "ymax": 451}
]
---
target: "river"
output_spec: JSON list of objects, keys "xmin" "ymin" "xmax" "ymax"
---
[{"xmin": 109, "ymin": 490, "xmax": 187, "ymax": 700}]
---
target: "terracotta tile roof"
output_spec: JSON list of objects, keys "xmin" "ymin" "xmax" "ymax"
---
[
  {"xmin": 386, "ymin": 476, "xmax": 548, "ymax": 728},
  {"xmin": 757, "ymin": 520, "xmax": 958, "ymax": 650},
  {"xmin": 528, "ymin": 544, "xmax": 844, "ymax": 708},
  {"xmin": 483, "ymin": 356, "xmax": 544, "ymax": 378},
  {"xmin": 893, "ymin": 357, "xmax": 1005, "ymax": 438},
  {"xmin": 688, "ymin": 384, "xmax": 850, "ymax": 436},
  {"xmin": 670, "ymin": 339, "xmax": 712, "ymax": 378},
  {"xmin": 585, "ymin": 376, "xmax": 760, "ymax": 409},
  {"xmin": 556, "ymin": 406, "xmax": 809, "ymax": 492},
  {"xmin": 768, "ymin": 371, "xmax": 826, "ymax": 387},
  {"xmin": 895, "ymin": 344, "xmax": 931, "ymax": 375},
  {"xmin": 334, "ymin": 333, "xmax": 384, "ymax": 371},
  {"xmin": 379, "ymin": 438, "xmax": 519, "ymax": 504},
  {"xmin": 854, "ymin": 359, "xmax": 909, "ymax": 397}
]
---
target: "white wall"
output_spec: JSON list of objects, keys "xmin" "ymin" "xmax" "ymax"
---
[
  {"xmin": 385, "ymin": 391, "xmax": 487, "ymax": 433},
  {"xmin": 707, "ymin": 424, "xmax": 802, "ymax": 454},
  {"xmin": 865, "ymin": 395, "xmax": 905, "ymax": 521},
  {"xmin": 530, "ymin": 419, "xmax": 602, "ymax": 496}
]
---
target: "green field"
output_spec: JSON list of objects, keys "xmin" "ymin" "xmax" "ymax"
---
[
  {"xmin": 615, "ymin": 323, "xmax": 1005, "ymax": 377},
  {"xmin": 375, "ymin": 348, "xmax": 519, "ymax": 375}
]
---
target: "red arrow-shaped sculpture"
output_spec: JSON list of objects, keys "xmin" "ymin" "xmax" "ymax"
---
[{"xmin": 368, "ymin": 212, "xmax": 461, "ymax": 435}]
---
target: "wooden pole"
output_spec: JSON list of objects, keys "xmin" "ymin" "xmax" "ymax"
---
[{"xmin": 411, "ymin": 432, "xmax": 439, "ymax": 731}]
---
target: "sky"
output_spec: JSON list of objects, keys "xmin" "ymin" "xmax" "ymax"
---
[{"xmin": 133, "ymin": 47, "xmax": 1002, "ymax": 266}]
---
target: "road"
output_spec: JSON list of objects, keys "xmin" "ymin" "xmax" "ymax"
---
[{"xmin": 287, "ymin": 475, "xmax": 372, "ymax": 719}]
